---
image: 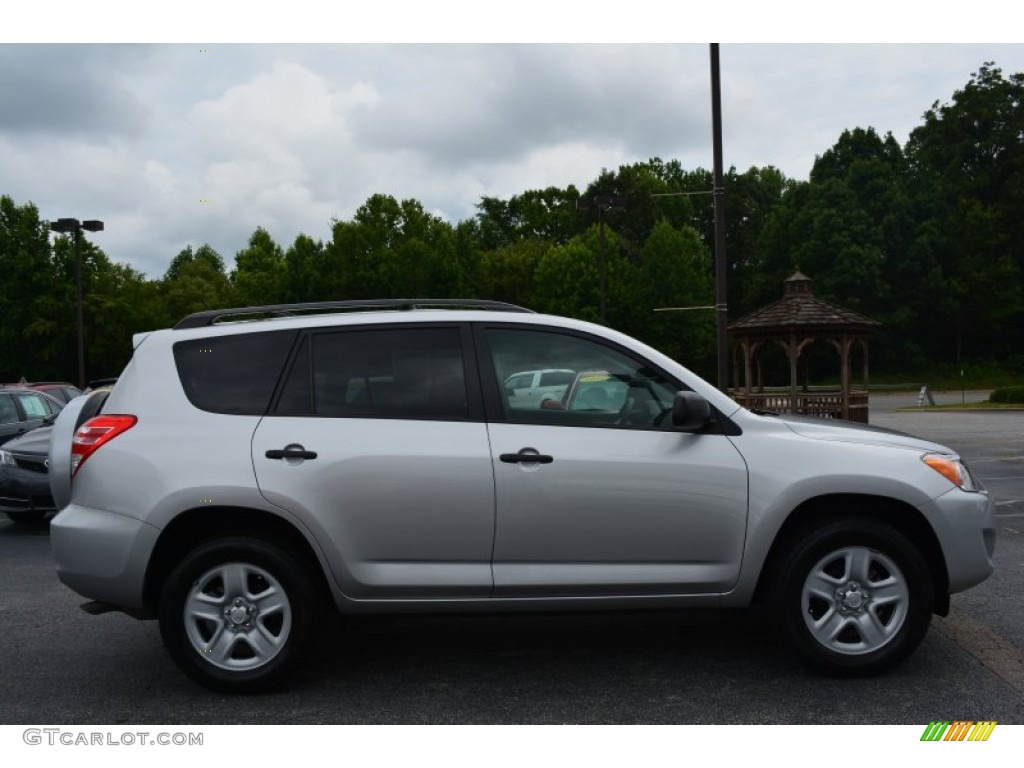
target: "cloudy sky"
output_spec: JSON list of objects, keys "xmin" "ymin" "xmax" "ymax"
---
[{"xmin": 4, "ymin": 6, "xmax": 1024, "ymax": 279}]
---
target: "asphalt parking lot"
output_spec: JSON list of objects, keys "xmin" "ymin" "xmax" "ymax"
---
[{"xmin": 1, "ymin": 391, "xmax": 1022, "ymax": 724}]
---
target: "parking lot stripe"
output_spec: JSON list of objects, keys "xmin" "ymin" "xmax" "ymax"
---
[{"xmin": 934, "ymin": 609, "xmax": 1024, "ymax": 693}]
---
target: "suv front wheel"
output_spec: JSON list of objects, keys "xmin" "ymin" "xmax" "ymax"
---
[
  {"xmin": 158, "ymin": 536, "xmax": 322, "ymax": 693},
  {"xmin": 770, "ymin": 517, "xmax": 934, "ymax": 676}
]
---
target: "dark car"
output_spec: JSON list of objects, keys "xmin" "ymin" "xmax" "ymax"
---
[
  {"xmin": 2, "ymin": 381, "xmax": 83, "ymax": 405},
  {"xmin": 1, "ymin": 386, "xmax": 107, "ymax": 525},
  {"xmin": 0, "ymin": 388, "xmax": 64, "ymax": 446},
  {"xmin": 0, "ymin": 424, "xmax": 56, "ymax": 524}
]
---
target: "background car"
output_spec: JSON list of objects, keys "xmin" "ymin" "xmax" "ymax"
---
[
  {"xmin": 2, "ymin": 381, "xmax": 82, "ymax": 405},
  {"xmin": 1, "ymin": 386, "xmax": 110, "ymax": 525},
  {"xmin": 0, "ymin": 388, "xmax": 64, "ymax": 446},
  {"xmin": 503, "ymin": 368, "xmax": 576, "ymax": 408},
  {"xmin": 0, "ymin": 424, "xmax": 56, "ymax": 524}
]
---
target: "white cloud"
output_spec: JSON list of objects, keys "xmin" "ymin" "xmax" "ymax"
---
[{"xmin": 3, "ymin": 43, "xmax": 1024, "ymax": 281}]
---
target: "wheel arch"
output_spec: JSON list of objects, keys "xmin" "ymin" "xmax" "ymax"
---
[
  {"xmin": 143, "ymin": 505, "xmax": 333, "ymax": 612},
  {"xmin": 752, "ymin": 493, "xmax": 950, "ymax": 616}
]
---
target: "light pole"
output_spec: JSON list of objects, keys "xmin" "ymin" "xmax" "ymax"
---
[
  {"xmin": 49, "ymin": 217, "xmax": 104, "ymax": 389},
  {"xmin": 576, "ymin": 195, "xmax": 626, "ymax": 324}
]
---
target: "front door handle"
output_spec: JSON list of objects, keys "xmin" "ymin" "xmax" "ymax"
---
[
  {"xmin": 266, "ymin": 447, "xmax": 318, "ymax": 460},
  {"xmin": 499, "ymin": 450, "xmax": 553, "ymax": 464}
]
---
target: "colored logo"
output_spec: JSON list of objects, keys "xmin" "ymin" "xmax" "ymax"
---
[{"xmin": 920, "ymin": 721, "xmax": 997, "ymax": 742}]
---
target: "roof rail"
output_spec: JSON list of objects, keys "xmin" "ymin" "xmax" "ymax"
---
[{"xmin": 173, "ymin": 298, "xmax": 535, "ymax": 330}]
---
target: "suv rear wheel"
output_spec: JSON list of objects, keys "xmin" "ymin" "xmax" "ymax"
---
[
  {"xmin": 158, "ymin": 536, "xmax": 322, "ymax": 693},
  {"xmin": 770, "ymin": 517, "xmax": 933, "ymax": 676}
]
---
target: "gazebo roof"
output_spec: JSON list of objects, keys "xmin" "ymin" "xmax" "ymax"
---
[{"xmin": 729, "ymin": 271, "xmax": 879, "ymax": 337}]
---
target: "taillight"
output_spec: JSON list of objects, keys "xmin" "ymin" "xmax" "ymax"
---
[{"xmin": 71, "ymin": 415, "xmax": 137, "ymax": 476}]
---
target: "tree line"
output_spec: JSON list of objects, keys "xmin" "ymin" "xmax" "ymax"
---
[{"xmin": 1, "ymin": 63, "xmax": 1021, "ymax": 385}]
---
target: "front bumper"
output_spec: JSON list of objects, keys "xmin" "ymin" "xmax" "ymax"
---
[
  {"xmin": 926, "ymin": 486, "xmax": 996, "ymax": 594},
  {"xmin": 50, "ymin": 504, "xmax": 160, "ymax": 609},
  {"xmin": 0, "ymin": 467, "xmax": 56, "ymax": 513}
]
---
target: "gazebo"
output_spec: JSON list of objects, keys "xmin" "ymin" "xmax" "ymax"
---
[{"xmin": 728, "ymin": 271, "xmax": 880, "ymax": 422}]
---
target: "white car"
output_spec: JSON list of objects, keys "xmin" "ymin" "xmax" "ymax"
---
[{"xmin": 503, "ymin": 369, "xmax": 576, "ymax": 409}]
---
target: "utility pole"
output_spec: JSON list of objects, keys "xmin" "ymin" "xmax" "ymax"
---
[
  {"xmin": 710, "ymin": 43, "xmax": 729, "ymax": 392},
  {"xmin": 576, "ymin": 195, "xmax": 626, "ymax": 324}
]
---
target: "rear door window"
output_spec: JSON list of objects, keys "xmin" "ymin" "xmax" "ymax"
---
[{"xmin": 276, "ymin": 326, "xmax": 472, "ymax": 420}]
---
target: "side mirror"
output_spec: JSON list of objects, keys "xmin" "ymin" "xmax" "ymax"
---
[{"xmin": 672, "ymin": 391, "xmax": 711, "ymax": 432}]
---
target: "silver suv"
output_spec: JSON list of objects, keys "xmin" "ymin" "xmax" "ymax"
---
[{"xmin": 48, "ymin": 299, "xmax": 995, "ymax": 692}]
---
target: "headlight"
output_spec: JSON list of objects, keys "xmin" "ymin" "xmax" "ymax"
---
[
  {"xmin": 922, "ymin": 454, "xmax": 977, "ymax": 491},
  {"xmin": 0, "ymin": 450, "xmax": 15, "ymax": 467}
]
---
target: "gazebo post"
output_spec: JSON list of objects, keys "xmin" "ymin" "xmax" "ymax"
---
[
  {"xmin": 862, "ymin": 340, "xmax": 870, "ymax": 390},
  {"xmin": 841, "ymin": 336, "xmax": 851, "ymax": 420},
  {"xmin": 789, "ymin": 334, "xmax": 799, "ymax": 414},
  {"xmin": 742, "ymin": 341, "xmax": 752, "ymax": 396},
  {"xmin": 732, "ymin": 344, "xmax": 739, "ymax": 393}
]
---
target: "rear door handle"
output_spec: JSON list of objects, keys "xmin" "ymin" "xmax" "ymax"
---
[
  {"xmin": 266, "ymin": 447, "xmax": 318, "ymax": 460},
  {"xmin": 499, "ymin": 451, "xmax": 553, "ymax": 464}
]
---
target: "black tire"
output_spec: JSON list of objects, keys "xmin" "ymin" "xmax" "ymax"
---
[
  {"xmin": 770, "ymin": 517, "xmax": 934, "ymax": 676},
  {"xmin": 6, "ymin": 511, "xmax": 48, "ymax": 526},
  {"xmin": 158, "ymin": 536, "xmax": 323, "ymax": 693}
]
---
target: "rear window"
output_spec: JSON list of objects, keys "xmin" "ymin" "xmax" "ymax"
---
[
  {"xmin": 174, "ymin": 330, "xmax": 298, "ymax": 415},
  {"xmin": 15, "ymin": 392, "xmax": 49, "ymax": 419}
]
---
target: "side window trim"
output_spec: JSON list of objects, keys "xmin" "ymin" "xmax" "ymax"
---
[{"xmin": 269, "ymin": 333, "xmax": 312, "ymax": 415}]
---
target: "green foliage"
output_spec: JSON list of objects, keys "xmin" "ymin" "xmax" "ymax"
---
[
  {"xmin": 326, "ymin": 194, "xmax": 464, "ymax": 299},
  {"xmin": 989, "ymin": 386, "xmax": 1024, "ymax": 404},
  {"xmin": 475, "ymin": 186, "xmax": 581, "ymax": 250},
  {"xmin": 475, "ymin": 239, "xmax": 548, "ymax": 308},
  {"xmin": 904, "ymin": 63, "xmax": 1024, "ymax": 362},
  {"xmin": 160, "ymin": 244, "xmax": 232, "ymax": 321},
  {"xmin": 232, "ymin": 227, "xmax": 286, "ymax": 307},
  {"xmin": 282, "ymin": 234, "xmax": 325, "ymax": 303},
  {"xmin": 637, "ymin": 220, "xmax": 716, "ymax": 374},
  {"xmin": 0, "ymin": 196, "xmax": 59, "ymax": 380}
]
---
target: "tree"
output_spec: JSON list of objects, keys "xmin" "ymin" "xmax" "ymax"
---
[
  {"xmin": 161, "ymin": 244, "xmax": 232, "ymax": 321},
  {"xmin": 475, "ymin": 239, "xmax": 549, "ymax": 309},
  {"xmin": 327, "ymin": 194, "xmax": 462, "ymax": 299},
  {"xmin": 0, "ymin": 196, "xmax": 61, "ymax": 380},
  {"xmin": 231, "ymin": 227, "xmax": 286, "ymax": 307},
  {"xmin": 532, "ymin": 225, "xmax": 635, "ymax": 328},
  {"xmin": 283, "ymin": 234, "xmax": 325, "ymax": 303},
  {"xmin": 905, "ymin": 63, "xmax": 1024, "ymax": 362},
  {"xmin": 475, "ymin": 185, "xmax": 581, "ymax": 251},
  {"xmin": 84, "ymin": 252, "xmax": 166, "ymax": 378},
  {"xmin": 638, "ymin": 220, "xmax": 715, "ymax": 371}
]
